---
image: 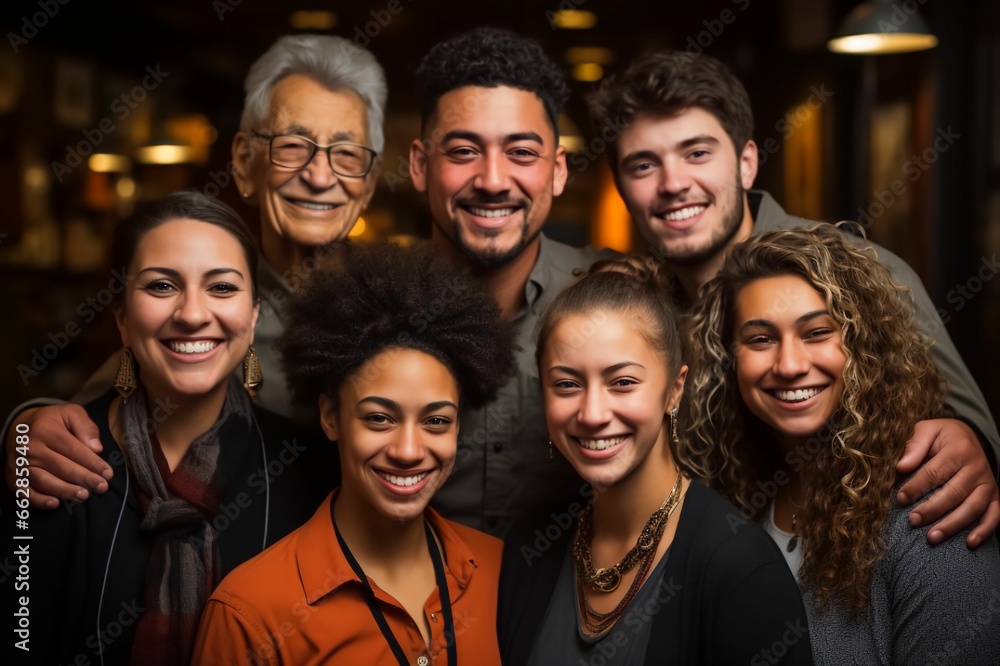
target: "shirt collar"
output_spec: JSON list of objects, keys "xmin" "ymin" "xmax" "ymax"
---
[
  {"xmin": 524, "ymin": 234, "xmax": 566, "ymax": 314},
  {"xmin": 296, "ymin": 494, "xmax": 480, "ymax": 605}
]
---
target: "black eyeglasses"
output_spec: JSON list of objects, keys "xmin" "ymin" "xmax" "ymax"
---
[{"xmin": 252, "ymin": 131, "xmax": 377, "ymax": 177}]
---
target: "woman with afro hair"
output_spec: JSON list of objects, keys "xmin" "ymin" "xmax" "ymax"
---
[
  {"xmin": 683, "ymin": 224, "xmax": 1000, "ymax": 664},
  {"xmin": 193, "ymin": 241, "xmax": 514, "ymax": 666}
]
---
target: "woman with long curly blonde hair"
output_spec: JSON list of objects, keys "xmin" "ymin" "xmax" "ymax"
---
[{"xmin": 684, "ymin": 224, "xmax": 999, "ymax": 665}]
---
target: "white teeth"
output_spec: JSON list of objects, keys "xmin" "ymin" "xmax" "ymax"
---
[
  {"xmin": 468, "ymin": 207, "xmax": 515, "ymax": 218},
  {"xmin": 663, "ymin": 205, "xmax": 706, "ymax": 221},
  {"xmin": 169, "ymin": 341, "xmax": 217, "ymax": 354},
  {"xmin": 377, "ymin": 471, "xmax": 430, "ymax": 488},
  {"xmin": 579, "ymin": 436, "xmax": 626, "ymax": 451},
  {"xmin": 293, "ymin": 200, "xmax": 337, "ymax": 210},
  {"xmin": 774, "ymin": 388, "xmax": 822, "ymax": 402}
]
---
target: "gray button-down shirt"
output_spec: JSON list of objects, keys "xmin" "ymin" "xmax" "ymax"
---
[{"xmin": 431, "ymin": 234, "xmax": 613, "ymax": 536}]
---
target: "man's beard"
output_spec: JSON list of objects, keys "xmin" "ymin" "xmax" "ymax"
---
[
  {"xmin": 443, "ymin": 201, "xmax": 541, "ymax": 269},
  {"xmin": 655, "ymin": 182, "xmax": 745, "ymax": 267}
]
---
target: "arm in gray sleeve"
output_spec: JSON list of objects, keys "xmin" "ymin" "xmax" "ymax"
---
[
  {"xmin": 888, "ymin": 499, "xmax": 1000, "ymax": 664},
  {"xmin": 866, "ymin": 242, "xmax": 1000, "ymax": 472}
]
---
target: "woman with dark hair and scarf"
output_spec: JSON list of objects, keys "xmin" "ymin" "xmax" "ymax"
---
[{"xmin": 2, "ymin": 192, "xmax": 332, "ymax": 665}]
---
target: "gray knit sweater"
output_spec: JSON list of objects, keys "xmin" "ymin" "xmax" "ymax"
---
[{"xmin": 789, "ymin": 496, "xmax": 1000, "ymax": 665}]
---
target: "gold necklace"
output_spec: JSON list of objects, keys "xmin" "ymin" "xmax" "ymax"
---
[
  {"xmin": 573, "ymin": 471, "xmax": 686, "ymax": 637},
  {"xmin": 573, "ymin": 469, "xmax": 684, "ymax": 593}
]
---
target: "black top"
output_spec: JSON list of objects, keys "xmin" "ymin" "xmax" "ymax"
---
[
  {"xmin": 498, "ymin": 480, "xmax": 815, "ymax": 666},
  {"xmin": 2, "ymin": 389, "xmax": 337, "ymax": 665},
  {"xmin": 526, "ymin": 541, "xmax": 671, "ymax": 665}
]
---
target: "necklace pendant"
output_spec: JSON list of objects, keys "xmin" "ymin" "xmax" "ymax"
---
[
  {"xmin": 592, "ymin": 567, "xmax": 621, "ymax": 592},
  {"xmin": 787, "ymin": 535, "xmax": 799, "ymax": 553}
]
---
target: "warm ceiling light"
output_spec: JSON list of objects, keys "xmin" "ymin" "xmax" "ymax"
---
[
  {"xmin": 117, "ymin": 177, "xmax": 137, "ymax": 198},
  {"xmin": 290, "ymin": 11, "xmax": 337, "ymax": 30},
  {"xmin": 572, "ymin": 63, "xmax": 604, "ymax": 82},
  {"xmin": 828, "ymin": 0, "xmax": 937, "ymax": 54},
  {"xmin": 551, "ymin": 10, "xmax": 597, "ymax": 30},
  {"xmin": 135, "ymin": 144, "xmax": 193, "ymax": 165},
  {"xmin": 565, "ymin": 47, "xmax": 615, "ymax": 65},
  {"xmin": 88, "ymin": 153, "xmax": 131, "ymax": 173}
]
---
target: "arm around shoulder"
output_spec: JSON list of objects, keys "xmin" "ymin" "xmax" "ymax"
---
[{"xmin": 873, "ymin": 244, "xmax": 1000, "ymax": 465}]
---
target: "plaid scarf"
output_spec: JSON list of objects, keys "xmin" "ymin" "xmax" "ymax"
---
[{"xmin": 120, "ymin": 375, "xmax": 252, "ymax": 666}]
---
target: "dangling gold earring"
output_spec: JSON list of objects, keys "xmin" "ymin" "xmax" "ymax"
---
[
  {"xmin": 243, "ymin": 346, "xmax": 263, "ymax": 396},
  {"xmin": 115, "ymin": 348, "xmax": 137, "ymax": 402},
  {"xmin": 670, "ymin": 407, "xmax": 679, "ymax": 445},
  {"xmin": 548, "ymin": 440, "xmax": 554, "ymax": 459}
]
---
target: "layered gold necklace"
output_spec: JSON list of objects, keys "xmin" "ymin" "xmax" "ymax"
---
[{"xmin": 573, "ymin": 470, "xmax": 685, "ymax": 636}]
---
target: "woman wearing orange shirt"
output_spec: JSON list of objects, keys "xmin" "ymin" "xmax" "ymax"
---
[{"xmin": 192, "ymin": 241, "xmax": 513, "ymax": 665}]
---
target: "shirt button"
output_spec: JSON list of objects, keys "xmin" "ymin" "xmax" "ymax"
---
[
  {"xmin": 430, "ymin": 612, "xmax": 437, "ymax": 622},
  {"xmin": 493, "ymin": 442, "xmax": 502, "ymax": 452},
  {"xmin": 417, "ymin": 656, "xmax": 429, "ymax": 666}
]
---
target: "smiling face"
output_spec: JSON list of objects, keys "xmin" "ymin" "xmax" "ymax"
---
[
  {"xmin": 234, "ymin": 74, "xmax": 376, "ymax": 260},
  {"xmin": 615, "ymin": 107, "xmax": 757, "ymax": 266},
  {"xmin": 540, "ymin": 311, "xmax": 686, "ymax": 491},
  {"xmin": 410, "ymin": 85, "xmax": 567, "ymax": 268},
  {"xmin": 320, "ymin": 347, "xmax": 460, "ymax": 524},
  {"xmin": 733, "ymin": 274, "xmax": 847, "ymax": 448},
  {"xmin": 116, "ymin": 219, "xmax": 259, "ymax": 404}
]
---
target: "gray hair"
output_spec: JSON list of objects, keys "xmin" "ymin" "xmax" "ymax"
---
[{"xmin": 240, "ymin": 34, "xmax": 388, "ymax": 154}]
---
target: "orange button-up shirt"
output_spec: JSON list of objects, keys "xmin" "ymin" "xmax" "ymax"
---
[{"xmin": 192, "ymin": 493, "xmax": 502, "ymax": 666}]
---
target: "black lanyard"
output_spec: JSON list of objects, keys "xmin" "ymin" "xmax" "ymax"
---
[{"xmin": 332, "ymin": 503, "xmax": 458, "ymax": 666}]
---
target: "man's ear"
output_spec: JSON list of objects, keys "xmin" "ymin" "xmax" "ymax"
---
[
  {"xmin": 552, "ymin": 144, "xmax": 568, "ymax": 197},
  {"xmin": 318, "ymin": 394, "xmax": 340, "ymax": 442},
  {"xmin": 409, "ymin": 139, "xmax": 429, "ymax": 194},
  {"xmin": 232, "ymin": 131, "xmax": 258, "ymax": 202},
  {"xmin": 739, "ymin": 140, "xmax": 758, "ymax": 191}
]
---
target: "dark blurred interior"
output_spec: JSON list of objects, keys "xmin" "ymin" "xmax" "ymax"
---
[{"xmin": 1, "ymin": 0, "xmax": 998, "ymax": 421}]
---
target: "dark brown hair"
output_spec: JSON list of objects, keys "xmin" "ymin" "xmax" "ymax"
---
[
  {"xmin": 588, "ymin": 51, "xmax": 754, "ymax": 171},
  {"xmin": 112, "ymin": 191, "xmax": 260, "ymax": 303},
  {"xmin": 536, "ymin": 256, "xmax": 685, "ymax": 384}
]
